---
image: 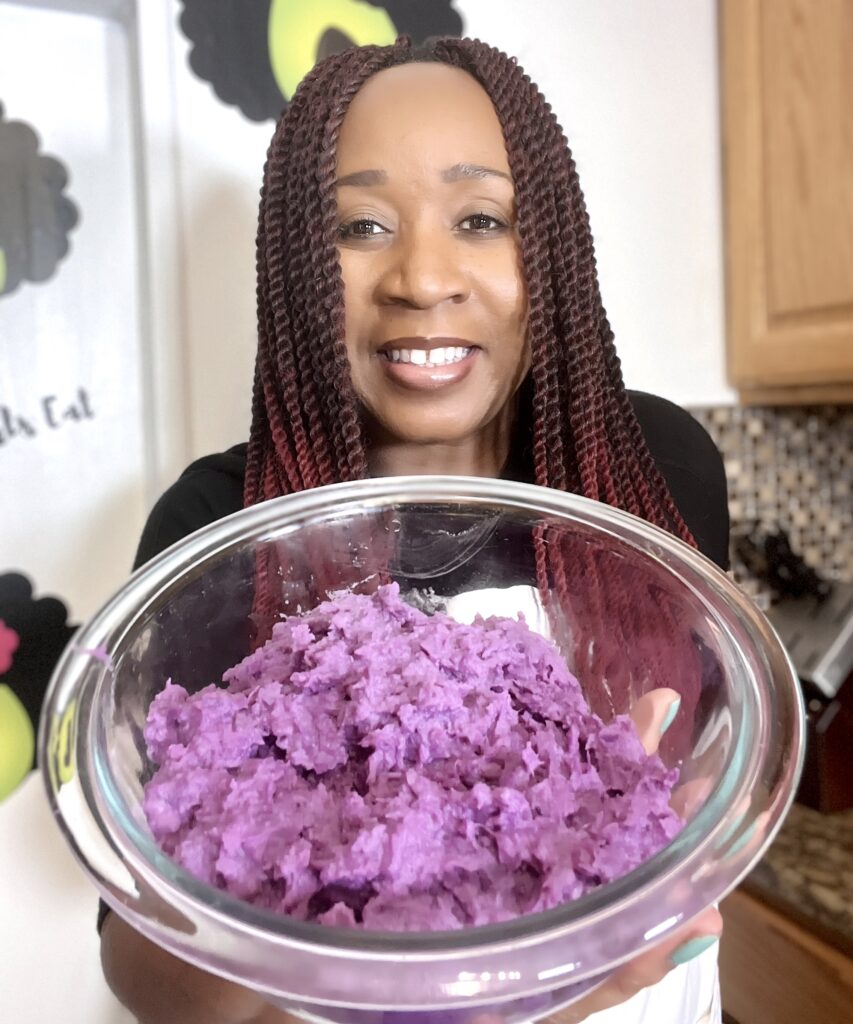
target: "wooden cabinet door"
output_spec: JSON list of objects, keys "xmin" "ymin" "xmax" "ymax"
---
[
  {"xmin": 721, "ymin": 0, "xmax": 853, "ymax": 399},
  {"xmin": 719, "ymin": 890, "xmax": 853, "ymax": 1024}
]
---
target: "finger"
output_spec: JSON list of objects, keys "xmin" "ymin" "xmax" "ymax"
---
[
  {"xmin": 669, "ymin": 776, "xmax": 714, "ymax": 818},
  {"xmin": 628, "ymin": 688, "xmax": 681, "ymax": 755},
  {"xmin": 544, "ymin": 905, "xmax": 723, "ymax": 1023}
]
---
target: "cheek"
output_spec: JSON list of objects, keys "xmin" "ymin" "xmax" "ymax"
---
[
  {"xmin": 485, "ymin": 249, "xmax": 528, "ymax": 356},
  {"xmin": 481, "ymin": 237, "xmax": 525, "ymax": 311}
]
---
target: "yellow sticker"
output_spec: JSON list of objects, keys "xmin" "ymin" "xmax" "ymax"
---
[
  {"xmin": 0, "ymin": 684, "xmax": 34, "ymax": 800},
  {"xmin": 268, "ymin": 0, "xmax": 397, "ymax": 101}
]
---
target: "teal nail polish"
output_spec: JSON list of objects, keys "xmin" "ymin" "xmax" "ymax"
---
[
  {"xmin": 660, "ymin": 697, "xmax": 681, "ymax": 736},
  {"xmin": 670, "ymin": 935, "xmax": 719, "ymax": 966}
]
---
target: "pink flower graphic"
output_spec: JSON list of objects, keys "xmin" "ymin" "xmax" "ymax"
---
[{"xmin": 0, "ymin": 619, "xmax": 20, "ymax": 674}]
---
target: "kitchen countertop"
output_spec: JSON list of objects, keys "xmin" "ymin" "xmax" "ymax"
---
[{"xmin": 740, "ymin": 801, "xmax": 853, "ymax": 957}]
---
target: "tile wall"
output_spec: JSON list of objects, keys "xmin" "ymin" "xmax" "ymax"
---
[{"xmin": 690, "ymin": 405, "xmax": 852, "ymax": 604}]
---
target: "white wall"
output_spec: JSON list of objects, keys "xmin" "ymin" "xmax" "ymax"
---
[
  {"xmin": 168, "ymin": 21, "xmax": 270, "ymax": 459},
  {"xmin": 462, "ymin": 0, "xmax": 733, "ymax": 409},
  {"xmin": 166, "ymin": 0, "xmax": 733, "ymax": 464},
  {"xmin": 0, "ymin": 2, "xmax": 150, "ymax": 622}
]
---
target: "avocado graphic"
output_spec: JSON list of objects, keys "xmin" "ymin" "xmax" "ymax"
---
[
  {"xmin": 0, "ymin": 683, "xmax": 33, "ymax": 801},
  {"xmin": 0, "ymin": 621, "xmax": 31, "ymax": 801},
  {"xmin": 0, "ymin": 575, "xmax": 75, "ymax": 799},
  {"xmin": 178, "ymin": 0, "xmax": 464, "ymax": 122},
  {"xmin": 0, "ymin": 105, "xmax": 79, "ymax": 299}
]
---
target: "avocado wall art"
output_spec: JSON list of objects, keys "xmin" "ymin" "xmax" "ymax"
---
[
  {"xmin": 0, "ymin": 104, "xmax": 79, "ymax": 299},
  {"xmin": 178, "ymin": 0, "xmax": 464, "ymax": 122},
  {"xmin": 0, "ymin": 573, "xmax": 75, "ymax": 800}
]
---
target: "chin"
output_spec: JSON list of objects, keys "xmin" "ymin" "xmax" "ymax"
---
[{"xmin": 382, "ymin": 413, "xmax": 487, "ymax": 447}]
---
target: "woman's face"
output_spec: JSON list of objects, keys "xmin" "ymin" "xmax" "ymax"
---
[{"xmin": 335, "ymin": 63, "xmax": 528, "ymax": 449}]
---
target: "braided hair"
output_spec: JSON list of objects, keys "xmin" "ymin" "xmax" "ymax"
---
[
  {"xmin": 246, "ymin": 35, "xmax": 694, "ymax": 547},
  {"xmin": 247, "ymin": 37, "xmax": 703, "ymax": 745}
]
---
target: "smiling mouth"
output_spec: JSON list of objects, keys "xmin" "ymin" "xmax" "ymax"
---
[
  {"xmin": 382, "ymin": 346, "xmax": 472, "ymax": 367},
  {"xmin": 376, "ymin": 339, "xmax": 480, "ymax": 391}
]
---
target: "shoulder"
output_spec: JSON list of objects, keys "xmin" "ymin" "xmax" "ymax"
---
[
  {"xmin": 133, "ymin": 444, "xmax": 248, "ymax": 570},
  {"xmin": 627, "ymin": 392, "xmax": 730, "ymax": 570}
]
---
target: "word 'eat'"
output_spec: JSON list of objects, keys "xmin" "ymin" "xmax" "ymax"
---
[{"xmin": 0, "ymin": 388, "xmax": 95, "ymax": 446}]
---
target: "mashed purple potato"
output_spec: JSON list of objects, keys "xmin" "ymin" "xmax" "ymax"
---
[{"xmin": 143, "ymin": 584, "xmax": 681, "ymax": 930}]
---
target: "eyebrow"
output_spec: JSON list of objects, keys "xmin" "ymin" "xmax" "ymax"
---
[
  {"xmin": 334, "ymin": 163, "xmax": 513, "ymax": 188},
  {"xmin": 335, "ymin": 169, "xmax": 388, "ymax": 188},
  {"xmin": 441, "ymin": 162, "xmax": 513, "ymax": 184}
]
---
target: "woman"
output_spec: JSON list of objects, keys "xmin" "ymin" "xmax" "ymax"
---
[{"xmin": 101, "ymin": 37, "xmax": 727, "ymax": 1024}]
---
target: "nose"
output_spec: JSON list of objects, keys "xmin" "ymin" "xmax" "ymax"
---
[{"xmin": 375, "ymin": 223, "xmax": 470, "ymax": 310}]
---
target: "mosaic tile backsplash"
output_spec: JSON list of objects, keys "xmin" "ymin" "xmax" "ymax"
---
[{"xmin": 690, "ymin": 404, "xmax": 852, "ymax": 604}]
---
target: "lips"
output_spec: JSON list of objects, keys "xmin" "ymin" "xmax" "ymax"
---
[{"xmin": 377, "ymin": 337, "xmax": 479, "ymax": 392}]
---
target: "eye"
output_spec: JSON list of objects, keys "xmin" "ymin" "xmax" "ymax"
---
[
  {"xmin": 458, "ymin": 212, "xmax": 507, "ymax": 234},
  {"xmin": 337, "ymin": 218, "xmax": 388, "ymax": 240}
]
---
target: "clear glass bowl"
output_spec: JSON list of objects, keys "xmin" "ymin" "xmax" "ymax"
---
[{"xmin": 38, "ymin": 477, "xmax": 804, "ymax": 1023}]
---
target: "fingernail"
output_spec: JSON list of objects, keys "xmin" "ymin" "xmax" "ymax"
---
[
  {"xmin": 670, "ymin": 935, "xmax": 719, "ymax": 966},
  {"xmin": 660, "ymin": 697, "xmax": 681, "ymax": 736}
]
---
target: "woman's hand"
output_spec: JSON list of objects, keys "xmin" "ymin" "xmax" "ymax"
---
[
  {"xmin": 540, "ymin": 904, "xmax": 722, "ymax": 1023},
  {"xmin": 540, "ymin": 689, "xmax": 723, "ymax": 1023}
]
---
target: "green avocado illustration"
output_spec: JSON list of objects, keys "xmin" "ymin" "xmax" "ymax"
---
[
  {"xmin": 0, "ymin": 577, "xmax": 76, "ymax": 797},
  {"xmin": 0, "ymin": 684, "xmax": 34, "ymax": 800},
  {"xmin": 178, "ymin": 0, "xmax": 464, "ymax": 122},
  {"xmin": 268, "ymin": 0, "xmax": 396, "ymax": 100}
]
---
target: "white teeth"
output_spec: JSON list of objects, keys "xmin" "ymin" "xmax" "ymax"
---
[{"xmin": 386, "ymin": 347, "xmax": 471, "ymax": 366}]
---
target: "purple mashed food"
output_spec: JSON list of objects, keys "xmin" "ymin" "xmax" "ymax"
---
[{"xmin": 143, "ymin": 584, "xmax": 681, "ymax": 931}]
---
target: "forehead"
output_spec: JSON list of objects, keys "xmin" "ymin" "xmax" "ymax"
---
[{"xmin": 336, "ymin": 63, "xmax": 511, "ymax": 177}]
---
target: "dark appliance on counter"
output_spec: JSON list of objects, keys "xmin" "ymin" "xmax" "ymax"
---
[{"xmin": 735, "ymin": 529, "xmax": 853, "ymax": 813}]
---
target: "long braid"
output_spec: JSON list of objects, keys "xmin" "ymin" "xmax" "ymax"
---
[{"xmin": 247, "ymin": 47, "xmax": 389, "ymax": 507}]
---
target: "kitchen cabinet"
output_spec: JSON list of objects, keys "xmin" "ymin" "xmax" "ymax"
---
[
  {"xmin": 719, "ymin": 889, "xmax": 853, "ymax": 1024},
  {"xmin": 720, "ymin": 0, "xmax": 853, "ymax": 402}
]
